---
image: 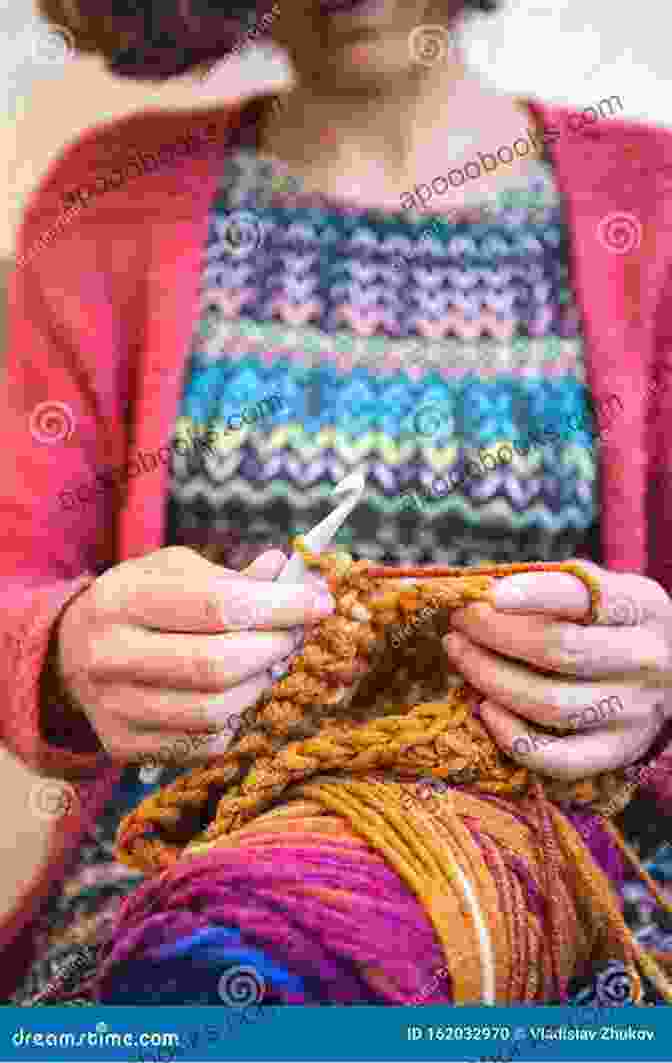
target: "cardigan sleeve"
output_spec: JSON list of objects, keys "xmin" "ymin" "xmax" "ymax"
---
[
  {"xmin": 637, "ymin": 237, "xmax": 672, "ymax": 814},
  {"xmin": 0, "ymin": 180, "xmax": 130, "ymax": 780},
  {"xmin": 0, "ymin": 103, "xmax": 238, "ymax": 786}
]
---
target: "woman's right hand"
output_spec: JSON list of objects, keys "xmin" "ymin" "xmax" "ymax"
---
[{"xmin": 53, "ymin": 546, "xmax": 335, "ymax": 764}]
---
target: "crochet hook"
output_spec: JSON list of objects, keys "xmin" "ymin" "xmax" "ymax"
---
[
  {"xmin": 268, "ymin": 470, "xmax": 366, "ymax": 679},
  {"xmin": 275, "ymin": 469, "xmax": 366, "ymax": 584}
]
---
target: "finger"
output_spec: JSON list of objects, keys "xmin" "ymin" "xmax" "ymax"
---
[
  {"xmin": 102, "ymin": 725, "xmax": 234, "ymax": 765},
  {"xmin": 91, "ymin": 671, "xmax": 274, "ymax": 733},
  {"xmin": 242, "ymin": 550, "xmax": 289, "ymax": 580},
  {"xmin": 443, "ymin": 631, "xmax": 638, "ymax": 729},
  {"xmin": 449, "ymin": 602, "xmax": 671, "ymax": 678},
  {"xmin": 489, "ymin": 562, "xmax": 669, "ymax": 625},
  {"xmin": 95, "ymin": 548, "xmax": 334, "ymax": 632},
  {"xmin": 76, "ymin": 629, "xmax": 302, "ymax": 692},
  {"xmin": 479, "ymin": 699, "xmax": 658, "ymax": 781}
]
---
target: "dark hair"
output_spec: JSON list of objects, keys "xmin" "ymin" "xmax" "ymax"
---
[{"xmin": 38, "ymin": 0, "xmax": 501, "ymax": 81}]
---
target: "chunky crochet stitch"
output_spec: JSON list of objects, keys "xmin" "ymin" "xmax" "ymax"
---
[{"xmin": 112, "ymin": 552, "xmax": 672, "ymax": 1004}]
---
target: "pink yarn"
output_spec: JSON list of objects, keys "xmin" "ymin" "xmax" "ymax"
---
[{"xmin": 96, "ymin": 840, "xmax": 451, "ymax": 1004}]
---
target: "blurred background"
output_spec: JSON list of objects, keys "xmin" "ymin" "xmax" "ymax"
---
[{"xmin": 0, "ymin": 0, "xmax": 669, "ymax": 925}]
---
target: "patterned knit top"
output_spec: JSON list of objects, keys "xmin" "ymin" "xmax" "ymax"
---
[{"xmin": 163, "ymin": 102, "xmax": 602, "ymax": 571}]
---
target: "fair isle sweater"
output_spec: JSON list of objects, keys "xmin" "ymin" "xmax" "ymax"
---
[
  {"xmin": 4, "ymin": 95, "xmax": 672, "ymax": 992},
  {"xmin": 165, "ymin": 101, "xmax": 599, "ymax": 570}
]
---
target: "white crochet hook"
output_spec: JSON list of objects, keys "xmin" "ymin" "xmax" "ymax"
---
[
  {"xmin": 268, "ymin": 471, "xmax": 366, "ymax": 679},
  {"xmin": 275, "ymin": 470, "xmax": 366, "ymax": 584}
]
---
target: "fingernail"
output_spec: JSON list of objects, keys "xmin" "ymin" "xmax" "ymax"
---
[
  {"xmin": 493, "ymin": 581, "xmax": 527, "ymax": 609},
  {"xmin": 307, "ymin": 588, "xmax": 336, "ymax": 617}
]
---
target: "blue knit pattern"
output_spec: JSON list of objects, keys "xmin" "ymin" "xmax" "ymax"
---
[{"xmin": 164, "ymin": 140, "xmax": 603, "ymax": 569}]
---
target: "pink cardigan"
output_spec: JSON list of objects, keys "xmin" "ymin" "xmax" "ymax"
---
[{"xmin": 4, "ymin": 95, "xmax": 672, "ymax": 982}]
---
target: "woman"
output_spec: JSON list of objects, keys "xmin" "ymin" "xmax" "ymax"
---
[{"xmin": 5, "ymin": 0, "xmax": 672, "ymax": 1004}]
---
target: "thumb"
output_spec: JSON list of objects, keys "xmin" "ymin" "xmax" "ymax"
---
[{"xmin": 242, "ymin": 549, "xmax": 289, "ymax": 581}]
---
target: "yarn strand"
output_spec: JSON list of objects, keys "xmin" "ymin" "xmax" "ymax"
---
[{"xmin": 110, "ymin": 550, "xmax": 672, "ymax": 1004}]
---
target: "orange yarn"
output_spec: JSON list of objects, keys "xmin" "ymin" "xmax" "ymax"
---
[
  {"xmin": 116, "ymin": 552, "xmax": 627, "ymax": 871},
  {"xmin": 112, "ymin": 549, "xmax": 672, "ymax": 1003}
]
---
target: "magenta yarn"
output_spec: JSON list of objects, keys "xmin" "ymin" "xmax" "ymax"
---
[{"xmin": 96, "ymin": 840, "xmax": 451, "ymax": 1004}]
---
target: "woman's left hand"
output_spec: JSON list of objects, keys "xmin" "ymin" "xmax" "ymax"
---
[{"xmin": 443, "ymin": 560, "xmax": 672, "ymax": 779}]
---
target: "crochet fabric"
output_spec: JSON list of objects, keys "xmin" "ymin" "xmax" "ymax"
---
[{"xmin": 105, "ymin": 551, "xmax": 672, "ymax": 1005}]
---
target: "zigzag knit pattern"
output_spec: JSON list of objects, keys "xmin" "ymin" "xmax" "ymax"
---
[{"xmin": 165, "ymin": 144, "xmax": 601, "ymax": 568}]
